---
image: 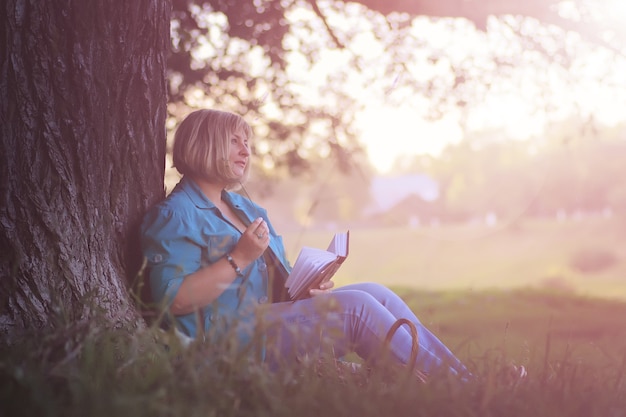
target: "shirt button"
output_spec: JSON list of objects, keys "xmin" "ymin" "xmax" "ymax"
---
[
  {"xmin": 258, "ymin": 296, "xmax": 268, "ymax": 304},
  {"xmin": 258, "ymin": 263, "xmax": 267, "ymax": 272}
]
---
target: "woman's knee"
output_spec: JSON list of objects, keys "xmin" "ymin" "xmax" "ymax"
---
[
  {"xmin": 338, "ymin": 282, "xmax": 389, "ymax": 295},
  {"xmin": 324, "ymin": 289, "xmax": 386, "ymax": 318},
  {"xmin": 347, "ymin": 282, "xmax": 399, "ymax": 303}
]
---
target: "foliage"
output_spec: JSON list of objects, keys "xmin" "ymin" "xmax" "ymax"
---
[
  {"xmin": 2, "ymin": 289, "xmax": 626, "ymax": 417},
  {"xmin": 381, "ymin": 134, "xmax": 626, "ymax": 225},
  {"xmin": 169, "ymin": 0, "xmax": 366, "ymax": 176},
  {"xmin": 167, "ymin": 0, "xmax": 626, "ymax": 178}
]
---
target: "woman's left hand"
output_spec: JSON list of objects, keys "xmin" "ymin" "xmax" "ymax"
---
[{"xmin": 309, "ymin": 279, "xmax": 335, "ymax": 297}]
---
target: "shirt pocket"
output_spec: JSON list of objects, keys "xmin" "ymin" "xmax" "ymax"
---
[{"xmin": 203, "ymin": 233, "xmax": 239, "ymax": 265}]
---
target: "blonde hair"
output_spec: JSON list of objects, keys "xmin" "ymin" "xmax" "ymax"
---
[{"xmin": 172, "ymin": 109, "xmax": 253, "ymax": 189}]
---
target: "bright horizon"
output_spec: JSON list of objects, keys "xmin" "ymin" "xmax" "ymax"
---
[{"xmin": 356, "ymin": 105, "xmax": 463, "ymax": 173}]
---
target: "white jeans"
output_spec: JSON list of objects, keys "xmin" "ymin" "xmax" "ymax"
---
[{"xmin": 260, "ymin": 282, "xmax": 470, "ymax": 377}]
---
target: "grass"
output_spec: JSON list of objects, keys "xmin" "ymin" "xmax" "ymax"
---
[
  {"xmin": 400, "ymin": 289, "xmax": 626, "ymax": 369},
  {"xmin": 3, "ymin": 217, "xmax": 626, "ymax": 416},
  {"xmin": 2, "ymin": 289, "xmax": 626, "ymax": 417},
  {"xmin": 283, "ymin": 216, "xmax": 626, "ymax": 300}
]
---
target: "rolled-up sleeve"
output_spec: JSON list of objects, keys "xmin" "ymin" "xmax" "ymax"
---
[{"xmin": 140, "ymin": 207, "xmax": 202, "ymax": 308}]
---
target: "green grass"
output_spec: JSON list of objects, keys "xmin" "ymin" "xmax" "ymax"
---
[
  {"xmin": 399, "ymin": 289, "xmax": 626, "ymax": 369},
  {"xmin": 3, "ymin": 289, "xmax": 626, "ymax": 417}
]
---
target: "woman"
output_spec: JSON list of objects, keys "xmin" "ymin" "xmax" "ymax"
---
[{"xmin": 140, "ymin": 109, "xmax": 471, "ymax": 380}]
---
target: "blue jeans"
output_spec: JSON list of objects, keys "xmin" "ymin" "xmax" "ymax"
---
[{"xmin": 260, "ymin": 282, "xmax": 469, "ymax": 377}]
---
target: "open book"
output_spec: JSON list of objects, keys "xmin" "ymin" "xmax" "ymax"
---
[{"xmin": 284, "ymin": 231, "xmax": 350, "ymax": 301}]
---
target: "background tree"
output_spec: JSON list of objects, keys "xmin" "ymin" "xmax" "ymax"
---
[{"xmin": 390, "ymin": 121, "xmax": 626, "ymax": 225}]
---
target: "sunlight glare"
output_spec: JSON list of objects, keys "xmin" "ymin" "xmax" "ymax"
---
[
  {"xmin": 357, "ymin": 105, "xmax": 462, "ymax": 173},
  {"xmin": 605, "ymin": 0, "xmax": 626, "ymax": 21}
]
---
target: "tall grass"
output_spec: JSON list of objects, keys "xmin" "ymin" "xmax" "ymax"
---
[{"xmin": 2, "ymin": 289, "xmax": 626, "ymax": 417}]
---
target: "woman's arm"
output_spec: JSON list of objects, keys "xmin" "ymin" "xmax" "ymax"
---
[
  {"xmin": 172, "ymin": 216, "xmax": 268, "ymax": 314},
  {"xmin": 168, "ymin": 253, "xmax": 243, "ymax": 315},
  {"xmin": 142, "ymin": 210, "xmax": 269, "ymax": 315}
]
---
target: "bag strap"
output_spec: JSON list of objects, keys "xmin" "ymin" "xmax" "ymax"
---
[{"xmin": 384, "ymin": 318, "xmax": 426, "ymax": 381}]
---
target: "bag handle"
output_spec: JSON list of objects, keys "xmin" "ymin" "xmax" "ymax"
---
[{"xmin": 384, "ymin": 318, "xmax": 426, "ymax": 381}]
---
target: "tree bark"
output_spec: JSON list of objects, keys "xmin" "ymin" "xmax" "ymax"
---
[{"xmin": 0, "ymin": 0, "xmax": 170, "ymax": 342}]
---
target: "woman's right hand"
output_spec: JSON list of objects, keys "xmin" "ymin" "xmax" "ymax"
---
[{"xmin": 230, "ymin": 217, "xmax": 270, "ymax": 267}]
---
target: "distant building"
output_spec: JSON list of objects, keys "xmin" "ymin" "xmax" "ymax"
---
[{"xmin": 364, "ymin": 174, "xmax": 440, "ymax": 216}]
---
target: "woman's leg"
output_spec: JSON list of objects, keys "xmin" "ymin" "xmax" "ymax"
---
[
  {"xmin": 261, "ymin": 289, "xmax": 408, "ymax": 368},
  {"xmin": 260, "ymin": 286, "xmax": 469, "ymax": 378},
  {"xmin": 334, "ymin": 282, "xmax": 470, "ymax": 377}
]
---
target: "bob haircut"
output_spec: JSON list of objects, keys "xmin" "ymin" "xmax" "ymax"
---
[{"xmin": 172, "ymin": 109, "xmax": 253, "ymax": 189}]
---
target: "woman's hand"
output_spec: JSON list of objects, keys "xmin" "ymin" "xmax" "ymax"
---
[
  {"xmin": 230, "ymin": 217, "xmax": 270, "ymax": 267},
  {"xmin": 309, "ymin": 279, "xmax": 335, "ymax": 297}
]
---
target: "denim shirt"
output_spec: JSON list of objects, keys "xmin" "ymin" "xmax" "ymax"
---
[{"xmin": 140, "ymin": 176, "xmax": 291, "ymax": 340}]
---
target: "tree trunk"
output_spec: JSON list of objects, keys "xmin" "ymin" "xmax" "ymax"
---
[{"xmin": 0, "ymin": 0, "xmax": 170, "ymax": 342}]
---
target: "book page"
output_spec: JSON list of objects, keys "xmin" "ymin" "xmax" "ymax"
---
[
  {"xmin": 285, "ymin": 247, "xmax": 336, "ymax": 288},
  {"xmin": 326, "ymin": 231, "xmax": 349, "ymax": 257},
  {"xmin": 285, "ymin": 231, "xmax": 349, "ymax": 300}
]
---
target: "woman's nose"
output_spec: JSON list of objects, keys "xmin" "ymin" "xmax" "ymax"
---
[{"xmin": 239, "ymin": 143, "xmax": 250, "ymax": 156}]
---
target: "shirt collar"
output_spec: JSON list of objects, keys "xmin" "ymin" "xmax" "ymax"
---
[
  {"xmin": 180, "ymin": 176, "xmax": 248, "ymax": 212},
  {"xmin": 180, "ymin": 176, "xmax": 217, "ymax": 209}
]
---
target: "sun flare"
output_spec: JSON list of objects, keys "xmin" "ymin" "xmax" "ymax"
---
[
  {"xmin": 605, "ymin": 0, "xmax": 626, "ymax": 20},
  {"xmin": 357, "ymin": 105, "xmax": 462, "ymax": 174}
]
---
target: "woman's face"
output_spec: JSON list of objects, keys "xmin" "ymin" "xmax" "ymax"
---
[{"xmin": 227, "ymin": 128, "xmax": 250, "ymax": 179}]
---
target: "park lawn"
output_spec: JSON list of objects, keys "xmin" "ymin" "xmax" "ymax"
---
[
  {"xmin": 5, "ymin": 216, "xmax": 626, "ymax": 416},
  {"xmin": 395, "ymin": 289, "xmax": 626, "ymax": 372},
  {"xmin": 285, "ymin": 217, "xmax": 626, "ymax": 381},
  {"xmin": 3, "ymin": 288, "xmax": 626, "ymax": 417},
  {"xmin": 282, "ymin": 216, "xmax": 626, "ymax": 300}
]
